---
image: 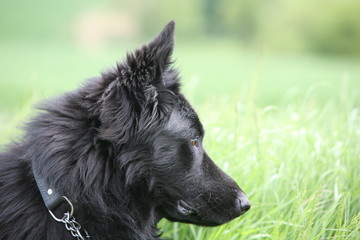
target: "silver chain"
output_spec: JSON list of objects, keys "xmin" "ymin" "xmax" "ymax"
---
[
  {"xmin": 48, "ymin": 196, "xmax": 90, "ymax": 240},
  {"xmin": 60, "ymin": 212, "xmax": 90, "ymax": 240}
]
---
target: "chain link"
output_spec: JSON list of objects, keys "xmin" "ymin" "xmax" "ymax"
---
[
  {"xmin": 48, "ymin": 196, "xmax": 90, "ymax": 239},
  {"xmin": 60, "ymin": 212, "xmax": 90, "ymax": 240}
]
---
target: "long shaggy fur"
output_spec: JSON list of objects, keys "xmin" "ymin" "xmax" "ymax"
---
[{"xmin": 0, "ymin": 21, "xmax": 179, "ymax": 240}]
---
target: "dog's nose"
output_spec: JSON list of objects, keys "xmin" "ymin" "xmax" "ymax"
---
[{"xmin": 236, "ymin": 192, "xmax": 251, "ymax": 214}]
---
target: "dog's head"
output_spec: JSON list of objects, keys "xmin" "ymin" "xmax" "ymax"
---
[{"xmin": 99, "ymin": 21, "xmax": 250, "ymax": 226}]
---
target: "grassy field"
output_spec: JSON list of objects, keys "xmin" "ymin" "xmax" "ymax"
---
[{"xmin": 0, "ymin": 42, "xmax": 359, "ymax": 239}]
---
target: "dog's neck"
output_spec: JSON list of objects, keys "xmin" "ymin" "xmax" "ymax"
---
[
  {"xmin": 31, "ymin": 164, "xmax": 162, "ymax": 240},
  {"xmin": 74, "ymin": 186, "xmax": 162, "ymax": 239},
  {"xmin": 25, "ymin": 92, "xmax": 165, "ymax": 239}
]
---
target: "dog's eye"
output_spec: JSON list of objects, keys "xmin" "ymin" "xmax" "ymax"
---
[{"xmin": 190, "ymin": 138, "xmax": 199, "ymax": 147}]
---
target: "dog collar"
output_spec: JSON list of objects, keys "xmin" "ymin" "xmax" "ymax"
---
[
  {"xmin": 32, "ymin": 165, "xmax": 63, "ymax": 210},
  {"xmin": 32, "ymin": 164, "xmax": 90, "ymax": 239}
]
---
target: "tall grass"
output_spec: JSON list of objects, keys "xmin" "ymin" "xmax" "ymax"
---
[{"xmin": 159, "ymin": 82, "xmax": 360, "ymax": 239}]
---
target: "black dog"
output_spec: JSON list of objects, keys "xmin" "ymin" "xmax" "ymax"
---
[{"xmin": 0, "ymin": 21, "xmax": 250, "ymax": 240}]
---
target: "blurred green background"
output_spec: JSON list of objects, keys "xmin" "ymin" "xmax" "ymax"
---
[{"xmin": 1, "ymin": 0, "xmax": 359, "ymax": 239}]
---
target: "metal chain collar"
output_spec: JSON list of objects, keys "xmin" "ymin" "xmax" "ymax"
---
[
  {"xmin": 62, "ymin": 212, "xmax": 90, "ymax": 240},
  {"xmin": 49, "ymin": 196, "xmax": 90, "ymax": 240}
]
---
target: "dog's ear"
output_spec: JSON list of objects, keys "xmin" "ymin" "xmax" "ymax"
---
[
  {"xmin": 146, "ymin": 20, "xmax": 175, "ymax": 73},
  {"xmin": 98, "ymin": 21, "xmax": 178, "ymax": 145},
  {"xmin": 119, "ymin": 20, "xmax": 176, "ymax": 88}
]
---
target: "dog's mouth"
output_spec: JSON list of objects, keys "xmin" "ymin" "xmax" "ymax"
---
[
  {"xmin": 177, "ymin": 200, "xmax": 197, "ymax": 216},
  {"xmin": 163, "ymin": 198, "xmax": 244, "ymax": 227},
  {"xmin": 173, "ymin": 200, "xmax": 228, "ymax": 226}
]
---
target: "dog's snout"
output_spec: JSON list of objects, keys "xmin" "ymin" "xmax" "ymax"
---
[{"xmin": 236, "ymin": 192, "xmax": 251, "ymax": 214}]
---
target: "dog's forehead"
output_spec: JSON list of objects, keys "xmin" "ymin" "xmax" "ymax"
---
[
  {"xmin": 165, "ymin": 112, "xmax": 201, "ymax": 137},
  {"xmin": 165, "ymin": 109, "xmax": 204, "ymax": 138},
  {"xmin": 165, "ymin": 101, "xmax": 203, "ymax": 137}
]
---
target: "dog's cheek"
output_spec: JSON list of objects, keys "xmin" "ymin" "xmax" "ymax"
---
[{"xmin": 177, "ymin": 142, "xmax": 195, "ymax": 170}]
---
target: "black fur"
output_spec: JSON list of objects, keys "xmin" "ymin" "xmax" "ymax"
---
[{"xmin": 0, "ymin": 21, "xmax": 250, "ymax": 240}]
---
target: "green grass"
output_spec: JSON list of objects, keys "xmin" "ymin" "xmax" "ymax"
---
[
  {"xmin": 0, "ymin": 41, "xmax": 359, "ymax": 239},
  {"xmin": 158, "ymin": 85, "xmax": 360, "ymax": 240}
]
